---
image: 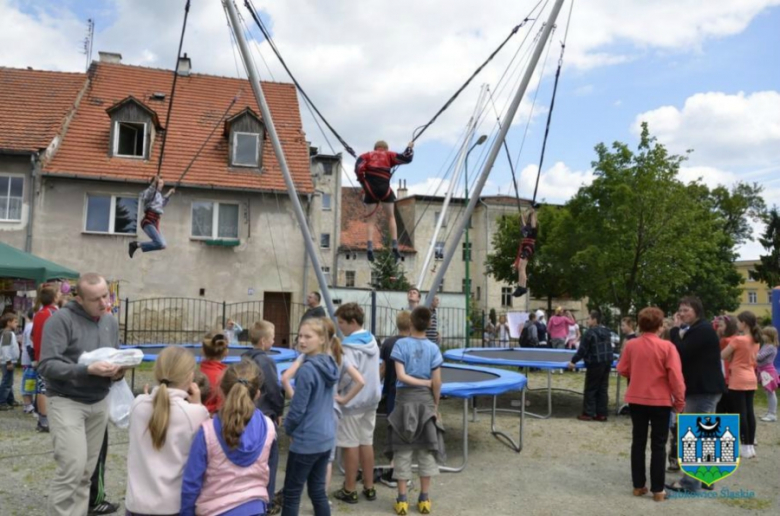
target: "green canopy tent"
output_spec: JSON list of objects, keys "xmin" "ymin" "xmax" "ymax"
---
[{"xmin": 0, "ymin": 241, "xmax": 79, "ymax": 285}]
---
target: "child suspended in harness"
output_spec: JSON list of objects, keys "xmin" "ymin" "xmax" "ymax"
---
[
  {"xmin": 129, "ymin": 176, "xmax": 176, "ymax": 258},
  {"xmin": 512, "ymin": 206, "xmax": 537, "ymax": 297},
  {"xmin": 355, "ymin": 140, "xmax": 414, "ymax": 262}
]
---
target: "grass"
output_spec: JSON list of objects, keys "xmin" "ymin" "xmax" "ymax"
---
[{"xmin": 717, "ymin": 498, "xmax": 772, "ymax": 511}]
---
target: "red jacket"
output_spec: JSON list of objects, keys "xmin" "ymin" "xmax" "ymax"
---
[
  {"xmin": 355, "ymin": 147, "xmax": 414, "ymax": 181},
  {"xmin": 32, "ymin": 305, "xmax": 58, "ymax": 362},
  {"xmin": 618, "ymin": 333, "xmax": 686, "ymax": 413},
  {"xmin": 200, "ymin": 359, "xmax": 227, "ymax": 414}
]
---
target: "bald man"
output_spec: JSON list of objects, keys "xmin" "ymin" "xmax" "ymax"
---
[{"xmin": 38, "ymin": 273, "xmax": 121, "ymax": 516}]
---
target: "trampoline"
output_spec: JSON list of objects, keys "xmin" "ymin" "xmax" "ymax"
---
[
  {"xmin": 123, "ymin": 344, "xmax": 297, "ymax": 390},
  {"xmin": 444, "ymin": 347, "xmax": 621, "ymax": 419},
  {"xmin": 277, "ymin": 361, "xmax": 527, "ymax": 472}
]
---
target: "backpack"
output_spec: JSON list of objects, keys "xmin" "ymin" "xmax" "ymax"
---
[{"xmin": 518, "ymin": 325, "xmax": 531, "ymax": 348}]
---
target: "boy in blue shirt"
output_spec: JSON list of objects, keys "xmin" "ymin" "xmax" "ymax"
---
[{"xmin": 388, "ymin": 307, "xmax": 444, "ymax": 515}]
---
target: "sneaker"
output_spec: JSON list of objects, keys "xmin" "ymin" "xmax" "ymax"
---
[
  {"xmin": 379, "ymin": 469, "xmax": 398, "ymax": 488},
  {"xmin": 23, "ymin": 405, "xmax": 35, "ymax": 414},
  {"xmin": 334, "ymin": 487, "xmax": 358, "ymax": 504},
  {"xmin": 367, "ymin": 250, "xmax": 375, "ymax": 262},
  {"xmin": 394, "ymin": 500, "xmax": 409, "ymax": 515},
  {"xmin": 128, "ymin": 241, "xmax": 139, "ymax": 258},
  {"xmin": 594, "ymin": 415, "xmax": 608, "ymax": 422},
  {"xmin": 417, "ymin": 499, "xmax": 432, "ymax": 514},
  {"xmin": 512, "ymin": 286, "xmax": 527, "ymax": 298},
  {"xmin": 363, "ymin": 486, "xmax": 377, "ymax": 501},
  {"xmin": 88, "ymin": 501, "xmax": 119, "ymax": 515},
  {"xmin": 760, "ymin": 414, "xmax": 777, "ymax": 422},
  {"xmin": 577, "ymin": 414, "xmax": 594, "ymax": 421},
  {"xmin": 619, "ymin": 404, "xmax": 630, "ymax": 416},
  {"xmin": 36, "ymin": 423, "xmax": 50, "ymax": 433}
]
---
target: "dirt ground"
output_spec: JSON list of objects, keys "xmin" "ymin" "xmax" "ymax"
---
[{"xmin": 1, "ymin": 368, "xmax": 778, "ymax": 516}]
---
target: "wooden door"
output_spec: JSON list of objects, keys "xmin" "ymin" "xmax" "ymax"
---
[{"xmin": 263, "ymin": 292, "xmax": 292, "ymax": 348}]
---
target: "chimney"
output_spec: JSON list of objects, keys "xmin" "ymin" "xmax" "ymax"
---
[
  {"xmin": 397, "ymin": 179, "xmax": 408, "ymax": 199},
  {"xmin": 177, "ymin": 53, "xmax": 191, "ymax": 76},
  {"xmin": 98, "ymin": 51, "xmax": 122, "ymax": 64}
]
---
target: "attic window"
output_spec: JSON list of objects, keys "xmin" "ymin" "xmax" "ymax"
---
[
  {"xmin": 233, "ymin": 132, "xmax": 259, "ymax": 167},
  {"xmin": 115, "ymin": 122, "xmax": 146, "ymax": 157},
  {"xmin": 151, "ymin": 92, "xmax": 166, "ymax": 101}
]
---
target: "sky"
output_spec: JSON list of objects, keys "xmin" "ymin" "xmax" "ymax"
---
[{"xmin": 2, "ymin": 0, "xmax": 779, "ymax": 259}]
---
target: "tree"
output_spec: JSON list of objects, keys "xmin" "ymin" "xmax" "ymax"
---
[
  {"xmin": 750, "ymin": 207, "xmax": 780, "ymax": 288},
  {"xmin": 369, "ymin": 237, "xmax": 412, "ymax": 291}
]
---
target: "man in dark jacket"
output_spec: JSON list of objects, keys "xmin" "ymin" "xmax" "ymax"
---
[
  {"xmin": 666, "ymin": 296, "xmax": 726, "ymax": 494},
  {"xmin": 568, "ymin": 310, "xmax": 613, "ymax": 421}
]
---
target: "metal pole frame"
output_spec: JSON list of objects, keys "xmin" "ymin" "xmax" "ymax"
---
[
  {"xmin": 424, "ymin": 0, "xmax": 566, "ymax": 307},
  {"xmin": 223, "ymin": 0, "xmax": 337, "ymax": 322}
]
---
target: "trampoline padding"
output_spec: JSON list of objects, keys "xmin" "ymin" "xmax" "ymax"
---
[
  {"xmin": 121, "ymin": 344, "xmax": 297, "ymax": 363},
  {"xmin": 444, "ymin": 347, "xmax": 618, "ymax": 369}
]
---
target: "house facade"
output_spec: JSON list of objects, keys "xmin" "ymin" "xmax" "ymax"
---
[{"xmin": 733, "ymin": 260, "xmax": 774, "ymax": 319}]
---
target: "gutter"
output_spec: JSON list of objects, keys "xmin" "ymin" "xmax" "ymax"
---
[
  {"xmin": 301, "ymin": 193, "xmax": 313, "ymax": 301},
  {"xmin": 25, "ymin": 152, "xmax": 39, "ymax": 253}
]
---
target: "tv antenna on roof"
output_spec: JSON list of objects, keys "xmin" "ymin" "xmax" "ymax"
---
[{"xmin": 81, "ymin": 18, "xmax": 94, "ymax": 71}]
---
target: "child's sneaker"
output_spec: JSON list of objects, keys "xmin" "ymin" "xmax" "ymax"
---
[
  {"xmin": 417, "ymin": 499, "xmax": 432, "ymax": 514},
  {"xmin": 334, "ymin": 487, "xmax": 358, "ymax": 504},
  {"xmin": 394, "ymin": 500, "xmax": 409, "ymax": 515},
  {"xmin": 760, "ymin": 414, "xmax": 777, "ymax": 422},
  {"xmin": 362, "ymin": 486, "xmax": 377, "ymax": 501},
  {"xmin": 23, "ymin": 405, "xmax": 35, "ymax": 414},
  {"xmin": 379, "ymin": 469, "xmax": 398, "ymax": 488},
  {"xmin": 512, "ymin": 286, "xmax": 527, "ymax": 298}
]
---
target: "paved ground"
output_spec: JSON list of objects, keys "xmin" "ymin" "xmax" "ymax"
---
[{"xmin": 1, "ymin": 368, "xmax": 777, "ymax": 515}]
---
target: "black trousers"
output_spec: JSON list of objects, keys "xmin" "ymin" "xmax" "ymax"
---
[
  {"xmin": 583, "ymin": 362, "xmax": 611, "ymax": 417},
  {"xmin": 90, "ymin": 428, "xmax": 109, "ymax": 507},
  {"xmin": 629, "ymin": 404, "xmax": 671, "ymax": 493},
  {"xmin": 728, "ymin": 389, "xmax": 756, "ymax": 445}
]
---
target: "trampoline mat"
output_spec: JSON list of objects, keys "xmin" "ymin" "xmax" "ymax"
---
[
  {"xmin": 465, "ymin": 349, "xmax": 574, "ymax": 364},
  {"xmin": 442, "ymin": 367, "xmax": 499, "ymax": 384},
  {"xmin": 128, "ymin": 345, "xmax": 279, "ymax": 357}
]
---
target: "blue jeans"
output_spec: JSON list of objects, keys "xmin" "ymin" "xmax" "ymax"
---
[
  {"xmin": 678, "ymin": 393, "xmax": 722, "ymax": 491},
  {"xmin": 281, "ymin": 450, "xmax": 331, "ymax": 516},
  {"xmin": 268, "ymin": 437, "xmax": 279, "ymax": 503},
  {"xmin": 140, "ymin": 224, "xmax": 166, "ymax": 252},
  {"xmin": 0, "ymin": 366, "xmax": 15, "ymax": 406}
]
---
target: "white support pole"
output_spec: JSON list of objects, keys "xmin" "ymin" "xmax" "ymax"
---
[
  {"xmin": 223, "ymin": 0, "xmax": 337, "ymax": 321},
  {"xmin": 417, "ymin": 84, "xmax": 488, "ymax": 290},
  {"xmin": 424, "ymin": 0, "xmax": 566, "ymax": 307}
]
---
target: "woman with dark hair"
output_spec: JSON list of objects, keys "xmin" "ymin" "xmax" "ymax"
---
[
  {"xmin": 714, "ymin": 315, "xmax": 738, "ymax": 413},
  {"xmin": 721, "ymin": 311, "xmax": 761, "ymax": 458},
  {"xmin": 618, "ymin": 307, "xmax": 685, "ymax": 502}
]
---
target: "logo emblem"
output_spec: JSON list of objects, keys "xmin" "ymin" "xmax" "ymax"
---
[{"xmin": 677, "ymin": 414, "xmax": 740, "ymax": 486}]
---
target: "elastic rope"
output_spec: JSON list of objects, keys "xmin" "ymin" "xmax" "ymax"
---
[
  {"xmin": 155, "ymin": 0, "xmax": 191, "ymax": 179},
  {"xmin": 486, "ymin": 87, "xmax": 522, "ymax": 214}
]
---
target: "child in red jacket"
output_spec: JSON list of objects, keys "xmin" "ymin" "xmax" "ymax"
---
[{"xmin": 199, "ymin": 333, "xmax": 229, "ymax": 414}]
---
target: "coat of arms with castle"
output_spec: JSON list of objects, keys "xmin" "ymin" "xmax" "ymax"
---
[{"xmin": 677, "ymin": 414, "xmax": 740, "ymax": 486}]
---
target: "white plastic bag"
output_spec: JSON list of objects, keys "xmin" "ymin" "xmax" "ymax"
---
[
  {"xmin": 78, "ymin": 348, "xmax": 144, "ymax": 367},
  {"xmin": 107, "ymin": 379, "xmax": 134, "ymax": 429}
]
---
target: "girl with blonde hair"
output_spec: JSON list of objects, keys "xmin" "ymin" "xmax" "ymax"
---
[{"xmin": 125, "ymin": 346, "xmax": 208, "ymax": 516}]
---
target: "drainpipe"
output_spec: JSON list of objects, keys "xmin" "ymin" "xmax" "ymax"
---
[
  {"xmin": 301, "ymin": 193, "xmax": 313, "ymax": 301},
  {"xmin": 25, "ymin": 152, "xmax": 39, "ymax": 253}
]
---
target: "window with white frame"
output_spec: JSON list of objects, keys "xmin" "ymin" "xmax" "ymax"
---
[
  {"xmin": 322, "ymin": 266, "xmax": 331, "ymax": 283},
  {"xmin": 748, "ymin": 291, "xmax": 757, "ymax": 304},
  {"xmin": 84, "ymin": 194, "xmax": 138, "ymax": 234},
  {"xmin": 501, "ymin": 287, "xmax": 513, "ymax": 307},
  {"xmin": 191, "ymin": 201, "xmax": 239, "ymax": 239},
  {"xmin": 114, "ymin": 122, "xmax": 146, "ymax": 157},
  {"xmin": 345, "ymin": 270, "xmax": 355, "ymax": 288},
  {"xmin": 233, "ymin": 132, "xmax": 259, "ymax": 167},
  {"xmin": 0, "ymin": 175, "xmax": 23, "ymax": 221},
  {"xmin": 322, "ymin": 193, "xmax": 332, "ymax": 211},
  {"xmin": 434, "ymin": 241, "xmax": 445, "ymax": 260},
  {"xmin": 320, "ymin": 233, "xmax": 331, "ymax": 248},
  {"xmin": 434, "ymin": 211, "xmax": 447, "ymax": 227}
]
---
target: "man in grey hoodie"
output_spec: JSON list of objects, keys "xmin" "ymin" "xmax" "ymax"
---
[
  {"xmin": 38, "ymin": 273, "xmax": 122, "ymax": 516},
  {"xmin": 334, "ymin": 303, "xmax": 382, "ymax": 504}
]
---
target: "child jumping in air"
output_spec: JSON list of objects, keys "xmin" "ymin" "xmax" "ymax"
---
[
  {"xmin": 355, "ymin": 141, "xmax": 414, "ymax": 262},
  {"xmin": 129, "ymin": 176, "xmax": 176, "ymax": 258},
  {"xmin": 512, "ymin": 206, "xmax": 537, "ymax": 298}
]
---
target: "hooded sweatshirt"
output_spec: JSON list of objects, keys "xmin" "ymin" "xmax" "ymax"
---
[
  {"xmin": 339, "ymin": 329, "xmax": 382, "ymax": 417},
  {"xmin": 242, "ymin": 348, "xmax": 285, "ymax": 421},
  {"xmin": 38, "ymin": 300, "xmax": 119, "ymax": 404},
  {"xmin": 285, "ymin": 353, "xmax": 339, "ymax": 454},
  {"xmin": 181, "ymin": 410, "xmax": 276, "ymax": 516},
  {"xmin": 141, "ymin": 182, "xmax": 171, "ymax": 214}
]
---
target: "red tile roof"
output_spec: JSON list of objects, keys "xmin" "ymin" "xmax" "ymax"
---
[
  {"xmin": 339, "ymin": 187, "xmax": 415, "ymax": 252},
  {"xmin": 44, "ymin": 62, "xmax": 312, "ymax": 193},
  {"xmin": 0, "ymin": 68, "xmax": 87, "ymax": 153}
]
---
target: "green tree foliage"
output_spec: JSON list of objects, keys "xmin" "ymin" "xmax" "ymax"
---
[
  {"xmin": 750, "ymin": 207, "xmax": 780, "ymax": 288},
  {"xmin": 369, "ymin": 237, "xmax": 412, "ymax": 291}
]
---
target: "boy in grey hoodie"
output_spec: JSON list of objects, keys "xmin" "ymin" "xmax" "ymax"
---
[
  {"xmin": 334, "ymin": 303, "xmax": 382, "ymax": 504},
  {"xmin": 129, "ymin": 176, "xmax": 176, "ymax": 258}
]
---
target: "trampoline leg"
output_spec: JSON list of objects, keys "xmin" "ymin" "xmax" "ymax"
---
[
  {"xmin": 131, "ymin": 368, "xmax": 135, "ymax": 392},
  {"xmin": 490, "ymin": 391, "xmax": 524, "ymax": 453},
  {"xmin": 524, "ymin": 369, "xmax": 553, "ymax": 420},
  {"xmin": 471, "ymin": 397, "xmax": 478, "ymax": 422},
  {"xmin": 440, "ymin": 398, "xmax": 469, "ymax": 473}
]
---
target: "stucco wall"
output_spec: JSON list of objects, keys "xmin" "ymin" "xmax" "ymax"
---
[{"xmin": 0, "ymin": 155, "xmax": 32, "ymax": 250}]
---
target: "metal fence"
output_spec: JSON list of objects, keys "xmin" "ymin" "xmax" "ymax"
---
[{"xmin": 120, "ymin": 297, "xmax": 479, "ymax": 350}]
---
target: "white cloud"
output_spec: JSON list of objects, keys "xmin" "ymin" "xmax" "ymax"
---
[
  {"xmin": 2, "ymin": 0, "xmax": 779, "ymax": 155},
  {"xmin": 677, "ymin": 166, "xmax": 738, "ymax": 189},
  {"xmin": 633, "ymin": 91, "xmax": 780, "ymax": 169},
  {"xmin": 509, "ymin": 161, "xmax": 595, "ymax": 204},
  {"xmin": 573, "ymin": 84, "xmax": 595, "ymax": 97}
]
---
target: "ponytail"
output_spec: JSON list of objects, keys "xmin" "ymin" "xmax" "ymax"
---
[
  {"xmin": 321, "ymin": 318, "xmax": 342, "ymax": 366},
  {"xmin": 737, "ymin": 311, "xmax": 762, "ymax": 345},
  {"xmin": 219, "ymin": 359, "xmax": 263, "ymax": 449},
  {"xmin": 148, "ymin": 346, "xmax": 196, "ymax": 450}
]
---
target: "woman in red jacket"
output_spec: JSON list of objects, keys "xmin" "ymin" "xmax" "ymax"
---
[{"xmin": 617, "ymin": 307, "xmax": 685, "ymax": 502}]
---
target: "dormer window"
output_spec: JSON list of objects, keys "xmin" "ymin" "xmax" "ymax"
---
[
  {"xmin": 233, "ymin": 132, "xmax": 259, "ymax": 167},
  {"xmin": 106, "ymin": 96, "xmax": 161, "ymax": 160},
  {"xmin": 224, "ymin": 108, "xmax": 264, "ymax": 168}
]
